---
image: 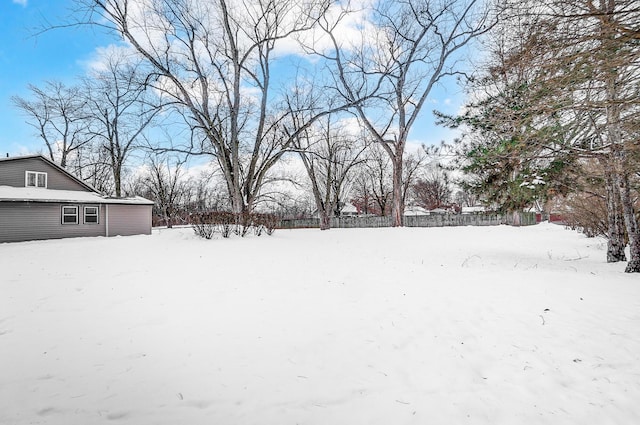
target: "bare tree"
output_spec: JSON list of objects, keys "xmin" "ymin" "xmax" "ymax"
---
[
  {"xmin": 186, "ymin": 168, "xmax": 227, "ymax": 213},
  {"xmin": 453, "ymin": 187, "xmax": 480, "ymax": 208},
  {"xmin": 411, "ymin": 168, "xmax": 453, "ymax": 210},
  {"xmin": 12, "ymin": 81, "xmax": 93, "ymax": 169},
  {"xmin": 316, "ymin": 0, "xmax": 496, "ymax": 226},
  {"xmin": 351, "ymin": 144, "xmax": 393, "ymax": 216},
  {"xmin": 291, "ymin": 114, "xmax": 367, "ymax": 230},
  {"xmin": 83, "ymin": 51, "xmax": 162, "ymax": 197},
  {"xmin": 75, "ymin": 143, "xmax": 116, "ymax": 194},
  {"xmin": 140, "ymin": 153, "xmax": 192, "ymax": 228},
  {"xmin": 78, "ymin": 0, "xmax": 354, "ymax": 216},
  {"xmin": 402, "ymin": 149, "xmax": 428, "ymax": 209}
]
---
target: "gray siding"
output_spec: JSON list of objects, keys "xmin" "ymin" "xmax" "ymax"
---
[
  {"xmin": 107, "ymin": 204, "xmax": 152, "ymax": 236},
  {"xmin": 0, "ymin": 157, "xmax": 90, "ymax": 191},
  {"xmin": 0, "ymin": 202, "xmax": 107, "ymax": 243}
]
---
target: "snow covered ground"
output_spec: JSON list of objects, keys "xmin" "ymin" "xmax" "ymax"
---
[{"xmin": 1, "ymin": 223, "xmax": 639, "ymax": 424}]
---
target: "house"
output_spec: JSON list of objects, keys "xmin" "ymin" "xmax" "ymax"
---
[
  {"xmin": 340, "ymin": 203, "xmax": 359, "ymax": 216},
  {"xmin": 311, "ymin": 202, "xmax": 360, "ymax": 218},
  {"xmin": 403, "ymin": 205, "xmax": 430, "ymax": 216},
  {"xmin": 461, "ymin": 206, "xmax": 486, "ymax": 214},
  {"xmin": 0, "ymin": 155, "xmax": 154, "ymax": 243}
]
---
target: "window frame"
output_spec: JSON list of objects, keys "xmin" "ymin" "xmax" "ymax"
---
[
  {"xmin": 61, "ymin": 205, "xmax": 79, "ymax": 225},
  {"xmin": 25, "ymin": 171, "xmax": 48, "ymax": 188},
  {"xmin": 83, "ymin": 206, "xmax": 100, "ymax": 224}
]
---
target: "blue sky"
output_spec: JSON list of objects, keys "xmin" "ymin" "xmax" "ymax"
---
[
  {"xmin": 0, "ymin": 0, "xmax": 464, "ymax": 159},
  {"xmin": 0, "ymin": 0, "xmax": 117, "ymax": 156}
]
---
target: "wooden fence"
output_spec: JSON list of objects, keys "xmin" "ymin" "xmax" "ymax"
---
[{"xmin": 278, "ymin": 212, "xmax": 537, "ymax": 230}]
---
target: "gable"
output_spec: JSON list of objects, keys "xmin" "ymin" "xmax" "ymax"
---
[{"xmin": 0, "ymin": 156, "xmax": 94, "ymax": 192}]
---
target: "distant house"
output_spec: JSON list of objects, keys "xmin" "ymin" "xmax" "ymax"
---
[
  {"xmin": 0, "ymin": 155, "xmax": 154, "ymax": 243},
  {"xmin": 403, "ymin": 205, "xmax": 430, "ymax": 216},
  {"xmin": 461, "ymin": 206, "xmax": 486, "ymax": 214},
  {"xmin": 340, "ymin": 203, "xmax": 359, "ymax": 216},
  {"xmin": 311, "ymin": 203, "xmax": 360, "ymax": 218}
]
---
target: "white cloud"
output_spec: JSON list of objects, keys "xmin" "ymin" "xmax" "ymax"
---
[
  {"xmin": 12, "ymin": 0, "xmax": 27, "ymax": 6},
  {"xmin": 79, "ymin": 44, "xmax": 139, "ymax": 75},
  {"xmin": 280, "ymin": 0, "xmax": 378, "ymax": 58},
  {"xmin": 12, "ymin": 144, "xmax": 35, "ymax": 156}
]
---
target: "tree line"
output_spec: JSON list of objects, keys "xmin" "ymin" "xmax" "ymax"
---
[
  {"xmin": 12, "ymin": 0, "xmax": 640, "ymax": 271},
  {"xmin": 13, "ymin": 0, "xmax": 488, "ymax": 223}
]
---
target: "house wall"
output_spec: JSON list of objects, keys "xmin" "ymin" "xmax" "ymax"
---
[
  {"xmin": 107, "ymin": 204, "xmax": 153, "ymax": 236},
  {"xmin": 0, "ymin": 202, "xmax": 107, "ymax": 243},
  {"xmin": 0, "ymin": 157, "xmax": 89, "ymax": 191}
]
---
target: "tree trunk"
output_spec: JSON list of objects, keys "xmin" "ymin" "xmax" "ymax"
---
[
  {"xmin": 390, "ymin": 155, "xmax": 404, "ymax": 227},
  {"xmin": 222, "ymin": 164, "xmax": 244, "ymax": 216},
  {"xmin": 615, "ymin": 170, "xmax": 640, "ymax": 272},
  {"xmin": 603, "ymin": 165, "xmax": 627, "ymax": 262},
  {"xmin": 165, "ymin": 207, "xmax": 173, "ymax": 229},
  {"xmin": 511, "ymin": 210, "xmax": 521, "ymax": 226},
  {"xmin": 319, "ymin": 210, "xmax": 331, "ymax": 231},
  {"xmin": 114, "ymin": 164, "xmax": 122, "ymax": 197},
  {"xmin": 599, "ymin": 0, "xmax": 637, "ymax": 271}
]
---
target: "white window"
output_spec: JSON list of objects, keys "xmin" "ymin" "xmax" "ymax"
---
[
  {"xmin": 61, "ymin": 206, "xmax": 79, "ymax": 224},
  {"xmin": 84, "ymin": 206, "xmax": 99, "ymax": 224},
  {"xmin": 26, "ymin": 171, "xmax": 47, "ymax": 188}
]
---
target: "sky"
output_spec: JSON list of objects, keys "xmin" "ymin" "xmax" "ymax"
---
[
  {"xmin": 0, "ymin": 0, "xmax": 119, "ymax": 156},
  {"xmin": 0, "ymin": 0, "xmax": 465, "ymax": 160}
]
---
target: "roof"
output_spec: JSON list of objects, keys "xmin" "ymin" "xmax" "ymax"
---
[
  {"xmin": 403, "ymin": 206, "xmax": 430, "ymax": 215},
  {"xmin": 342, "ymin": 203, "xmax": 358, "ymax": 213},
  {"xmin": 0, "ymin": 154, "xmax": 97, "ymax": 192},
  {"xmin": 0, "ymin": 186, "xmax": 154, "ymax": 205},
  {"xmin": 461, "ymin": 206, "xmax": 486, "ymax": 213}
]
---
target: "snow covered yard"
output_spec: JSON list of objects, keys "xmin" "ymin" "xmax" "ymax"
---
[{"xmin": 1, "ymin": 223, "xmax": 639, "ymax": 425}]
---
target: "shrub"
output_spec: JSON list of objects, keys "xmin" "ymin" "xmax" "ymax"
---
[
  {"xmin": 191, "ymin": 213, "xmax": 217, "ymax": 239},
  {"xmin": 254, "ymin": 213, "xmax": 279, "ymax": 235},
  {"xmin": 190, "ymin": 211, "xmax": 279, "ymax": 239},
  {"xmin": 557, "ymin": 193, "xmax": 608, "ymax": 238}
]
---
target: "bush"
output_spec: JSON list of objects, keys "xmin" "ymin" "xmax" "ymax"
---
[
  {"xmin": 556, "ymin": 193, "xmax": 608, "ymax": 238},
  {"xmin": 190, "ymin": 211, "xmax": 279, "ymax": 239},
  {"xmin": 191, "ymin": 222, "xmax": 216, "ymax": 239},
  {"xmin": 253, "ymin": 213, "xmax": 279, "ymax": 235},
  {"xmin": 191, "ymin": 213, "xmax": 217, "ymax": 239}
]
